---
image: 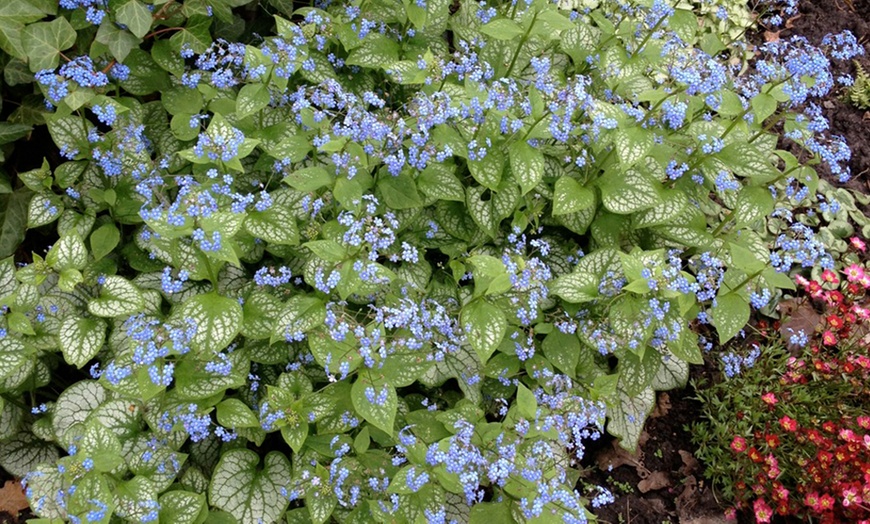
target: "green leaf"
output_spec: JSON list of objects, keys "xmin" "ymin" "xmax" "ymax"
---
[
  {"xmin": 94, "ymin": 18, "xmax": 140, "ymax": 63},
  {"xmin": 58, "ymin": 317, "xmax": 106, "ymax": 368},
  {"xmin": 27, "ymin": 193, "xmax": 63, "ymax": 228},
  {"xmin": 116, "ymin": 0, "xmax": 152, "ymax": 39},
  {"xmin": 599, "ymin": 168, "xmax": 662, "ymax": 214},
  {"xmin": 46, "ymin": 232, "xmax": 87, "ymax": 271},
  {"xmin": 53, "ymin": 381, "xmax": 106, "ymax": 443},
  {"xmin": 351, "ymin": 378, "xmax": 398, "ymax": 435},
  {"xmin": 549, "ymin": 271, "xmax": 597, "ymax": 303},
  {"xmin": 209, "ymin": 450, "xmax": 291, "ymax": 524},
  {"xmin": 79, "ymin": 420, "xmax": 123, "ymax": 472},
  {"xmin": 0, "ymin": 431, "xmax": 59, "ymax": 477},
  {"xmin": 552, "ymin": 177, "xmax": 594, "ymax": 215},
  {"xmin": 176, "ymin": 293, "xmax": 243, "ymax": 352},
  {"xmin": 468, "ymin": 149, "xmax": 504, "ymax": 190},
  {"xmin": 510, "ymin": 142, "xmax": 544, "ymax": 195},
  {"xmin": 90, "ymin": 223, "xmax": 120, "ymax": 261},
  {"xmin": 516, "ymin": 383, "xmax": 537, "ymax": 419},
  {"xmin": 236, "ymin": 83, "xmax": 270, "ymax": 119},
  {"xmin": 159, "ymin": 491, "xmax": 207, "ymax": 524},
  {"xmin": 418, "ymin": 163, "xmax": 465, "ymax": 202},
  {"xmin": 617, "ymin": 351, "xmax": 660, "ymax": 397},
  {"xmin": 716, "ymin": 143, "xmax": 779, "ymax": 180},
  {"xmin": 245, "ymin": 206, "xmax": 299, "ymax": 246},
  {"xmin": 0, "ymin": 122, "xmax": 31, "ymax": 145},
  {"xmin": 734, "ymin": 186, "xmax": 774, "ymax": 228},
  {"xmin": 270, "ymin": 296, "xmax": 325, "ymax": 345},
  {"xmin": 22, "ymin": 17, "xmax": 75, "ymax": 72},
  {"xmin": 712, "ymin": 292, "xmax": 750, "ymax": 343},
  {"xmin": 480, "ymin": 18, "xmax": 524, "ymax": 40},
  {"xmin": 88, "ymin": 276, "xmax": 144, "ymax": 318},
  {"xmin": 0, "ymin": 2, "xmax": 46, "ymax": 59},
  {"xmin": 282, "ymin": 166, "xmax": 333, "ymax": 191},
  {"xmin": 606, "ymin": 386, "xmax": 654, "ymax": 452},
  {"xmin": 346, "ymin": 34, "xmax": 400, "ymax": 69},
  {"xmin": 461, "ymin": 299, "xmax": 506, "ymax": 363},
  {"xmin": 378, "ymin": 173, "xmax": 423, "ymax": 209},
  {"xmin": 0, "ymin": 336, "xmax": 28, "ymax": 382},
  {"xmin": 542, "ymin": 331, "xmax": 580, "ymax": 377},
  {"xmin": 613, "ymin": 127, "xmax": 652, "ymax": 169},
  {"xmin": 217, "ymin": 399, "xmax": 259, "ymax": 428},
  {"xmin": 0, "ymin": 189, "xmax": 31, "ymax": 258}
]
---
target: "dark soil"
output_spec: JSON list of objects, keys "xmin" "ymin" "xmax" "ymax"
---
[
  {"xmin": 583, "ymin": 362, "xmax": 733, "ymax": 524},
  {"xmin": 768, "ymin": 0, "xmax": 870, "ymax": 190}
]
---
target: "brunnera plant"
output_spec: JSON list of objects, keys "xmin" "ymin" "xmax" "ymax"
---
[{"xmin": 0, "ymin": 0, "xmax": 863, "ymax": 522}]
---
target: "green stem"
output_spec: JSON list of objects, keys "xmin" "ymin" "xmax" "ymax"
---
[{"xmin": 505, "ymin": 10, "xmax": 539, "ymax": 79}]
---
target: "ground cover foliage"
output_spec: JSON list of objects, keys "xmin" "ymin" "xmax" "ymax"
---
[{"xmin": 0, "ymin": 0, "xmax": 865, "ymax": 522}]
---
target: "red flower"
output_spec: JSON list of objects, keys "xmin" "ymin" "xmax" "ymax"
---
[
  {"xmin": 826, "ymin": 315, "xmax": 844, "ymax": 329},
  {"xmin": 779, "ymin": 416, "xmax": 798, "ymax": 432},
  {"xmin": 731, "ymin": 435, "xmax": 747, "ymax": 453},
  {"xmin": 819, "ymin": 493, "xmax": 835, "ymax": 511},
  {"xmin": 822, "ymin": 269, "xmax": 839, "ymax": 284},
  {"xmin": 761, "ymin": 392, "xmax": 778, "ymax": 407},
  {"xmin": 822, "ymin": 330, "xmax": 838, "ymax": 346},
  {"xmin": 748, "ymin": 447, "xmax": 763, "ymax": 463},
  {"xmin": 765, "ymin": 434, "xmax": 781, "ymax": 449}
]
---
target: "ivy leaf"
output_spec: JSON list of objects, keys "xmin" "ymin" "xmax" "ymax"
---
[
  {"xmin": 510, "ymin": 142, "xmax": 544, "ymax": 195},
  {"xmin": 175, "ymin": 293, "xmax": 243, "ymax": 352},
  {"xmin": 0, "ymin": 189, "xmax": 31, "ymax": 258},
  {"xmin": 88, "ymin": 276, "xmax": 144, "ymax": 318},
  {"xmin": 351, "ymin": 378, "xmax": 398, "ymax": 435},
  {"xmin": 713, "ymin": 292, "xmax": 750, "ymax": 343},
  {"xmin": 209, "ymin": 449, "xmax": 291, "ymax": 524},
  {"xmin": 0, "ymin": 2, "xmax": 46, "ymax": 59},
  {"xmin": 169, "ymin": 15, "xmax": 212, "ymax": 54},
  {"xmin": 115, "ymin": 0, "xmax": 152, "ymax": 39},
  {"xmin": 22, "ymin": 17, "xmax": 76, "ymax": 72},
  {"xmin": 58, "ymin": 317, "xmax": 106, "ymax": 368},
  {"xmin": 461, "ymin": 299, "xmax": 506, "ymax": 363}
]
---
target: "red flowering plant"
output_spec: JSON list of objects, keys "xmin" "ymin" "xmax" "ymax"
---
[{"xmin": 692, "ymin": 241, "xmax": 870, "ymax": 523}]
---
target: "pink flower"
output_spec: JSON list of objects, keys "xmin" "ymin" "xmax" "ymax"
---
[
  {"xmin": 822, "ymin": 330, "xmax": 838, "ymax": 346},
  {"xmin": 821, "ymin": 269, "xmax": 839, "ymax": 283},
  {"xmin": 761, "ymin": 392, "xmax": 778, "ymax": 406},
  {"xmin": 779, "ymin": 416, "xmax": 798, "ymax": 432},
  {"xmin": 850, "ymin": 236, "xmax": 867, "ymax": 252},
  {"xmin": 845, "ymin": 263, "xmax": 866, "ymax": 283},
  {"xmin": 754, "ymin": 498, "xmax": 773, "ymax": 524},
  {"xmin": 731, "ymin": 435, "xmax": 747, "ymax": 453}
]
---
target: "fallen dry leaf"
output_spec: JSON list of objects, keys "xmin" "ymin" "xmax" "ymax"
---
[
  {"xmin": 651, "ymin": 392, "xmax": 671, "ymax": 418},
  {"xmin": 778, "ymin": 298, "xmax": 821, "ymax": 352},
  {"xmin": 679, "ymin": 449, "xmax": 700, "ymax": 476},
  {"xmin": 676, "ymin": 474, "xmax": 699, "ymax": 515},
  {"xmin": 784, "ymin": 13, "xmax": 801, "ymax": 29},
  {"xmin": 0, "ymin": 479, "xmax": 29, "ymax": 514},
  {"xmin": 764, "ymin": 30, "xmax": 780, "ymax": 43},
  {"xmin": 637, "ymin": 470, "xmax": 671, "ymax": 493}
]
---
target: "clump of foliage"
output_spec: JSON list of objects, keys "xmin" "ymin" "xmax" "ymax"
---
[
  {"xmin": 0, "ymin": 0, "xmax": 864, "ymax": 522},
  {"xmin": 844, "ymin": 60, "xmax": 870, "ymax": 109},
  {"xmin": 694, "ymin": 241, "xmax": 870, "ymax": 523}
]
